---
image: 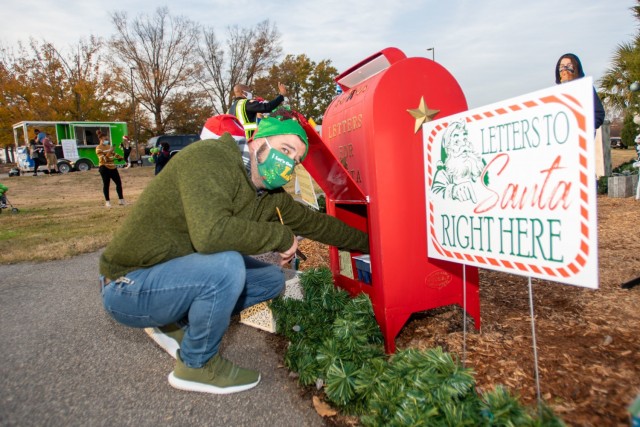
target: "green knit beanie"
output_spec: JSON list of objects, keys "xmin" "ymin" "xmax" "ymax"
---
[{"xmin": 253, "ymin": 108, "xmax": 309, "ymax": 161}]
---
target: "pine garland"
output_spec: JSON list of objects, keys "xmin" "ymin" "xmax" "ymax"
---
[{"xmin": 270, "ymin": 267, "xmax": 565, "ymax": 426}]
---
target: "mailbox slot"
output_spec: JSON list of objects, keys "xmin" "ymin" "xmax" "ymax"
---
[
  {"xmin": 329, "ymin": 202, "xmax": 373, "ymax": 293},
  {"xmin": 334, "ymin": 203, "xmax": 368, "ymax": 232}
]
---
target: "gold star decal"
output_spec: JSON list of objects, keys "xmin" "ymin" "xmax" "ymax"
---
[{"xmin": 407, "ymin": 97, "xmax": 440, "ymax": 134}]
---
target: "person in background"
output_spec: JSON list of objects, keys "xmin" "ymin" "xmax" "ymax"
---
[
  {"xmin": 34, "ymin": 128, "xmax": 46, "ymax": 144},
  {"xmin": 0, "ymin": 182, "xmax": 8, "ymax": 208},
  {"xmin": 121, "ymin": 136, "xmax": 132, "ymax": 168},
  {"xmin": 99, "ymin": 110, "xmax": 369, "ymax": 395},
  {"xmin": 555, "ymin": 53, "xmax": 605, "ymax": 129},
  {"xmin": 96, "ymin": 133, "xmax": 126, "ymax": 208},
  {"xmin": 42, "ymin": 133, "xmax": 59, "ymax": 175},
  {"xmin": 635, "ymin": 135, "xmax": 640, "ymax": 161},
  {"xmin": 85, "ymin": 130, "xmax": 95, "ymax": 145},
  {"xmin": 29, "ymin": 138, "xmax": 44, "ymax": 177},
  {"xmin": 152, "ymin": 142, "xmax": 171, "ymax": 175},
  {"xmin": 29, "ymin": 128, "xmax": 47, "ymax": 176},
  {"xmin": 228, "ymin": 82, "xmax": 287, "ymax": 139}
]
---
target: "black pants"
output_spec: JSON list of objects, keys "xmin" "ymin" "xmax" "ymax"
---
[
  {"xmin": 123, "ymin": 148, "xmax": 131, "ymax": 164},
  {"xmin": 99, "ymin": 166, "xmax": 123, "ymax": 201},
  {"xmin": 32, "ymin": 158, "xmax": 42, "ymax": 174}
]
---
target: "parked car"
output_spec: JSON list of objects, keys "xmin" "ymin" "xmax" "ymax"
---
[
  {"xmin": 146, "ymin": 134, "xmax": 200, "ymax": 157},
  {"xmin": 610, "ymin": 137, "xmax": 626, "ymax": 149}
]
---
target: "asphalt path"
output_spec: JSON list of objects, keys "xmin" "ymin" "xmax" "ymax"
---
[{"xmin": 0, "ymin": 251, "xmax": 324, "ymax": 426}]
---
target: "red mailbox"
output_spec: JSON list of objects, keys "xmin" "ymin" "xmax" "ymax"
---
[{"xmin": 302, "ymin": 47, "xmax": 480, "ymax": 353}]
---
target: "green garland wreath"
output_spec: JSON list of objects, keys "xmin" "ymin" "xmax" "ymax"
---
[{"xmin": 270, "ymin": 267, "xmax": 564, "ymax": 426}]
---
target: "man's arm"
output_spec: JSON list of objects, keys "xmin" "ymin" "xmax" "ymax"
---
[
  {"xmin": 245, "ymin": 82, "xmax": 288, "ymax": 113},
  {"xmin": 274, "ymin": 193, "xmax": 369, "ymax": 254}
]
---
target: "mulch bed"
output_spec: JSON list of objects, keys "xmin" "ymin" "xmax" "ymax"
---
[{"xmin": 293, "ymin": 195, "xmax": 640, "ymax": 426}]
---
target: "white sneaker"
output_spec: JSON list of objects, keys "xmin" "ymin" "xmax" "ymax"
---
[
  {"xmin": 105, "ymin": 201, "xmax": 111, "ymax": 208},
  {"xmin": 144, "ymin": 324, "xmax": 185, "ymax": 359},
  {"xmin": 118, "ymin": 199, "xmax": 127, "ymax": 206}
]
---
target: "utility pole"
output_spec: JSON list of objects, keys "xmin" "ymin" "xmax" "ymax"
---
[
  {"xmin": 130, "ymin": 66, "xmax": 142, "ymax": 165},
  {"xmin": 426, "ymin": 47, "xmax": 435, "ymax": 62}
]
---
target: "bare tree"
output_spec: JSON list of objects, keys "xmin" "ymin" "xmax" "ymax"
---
[
  {"xmin": 197, "ymin": 29, "xmax": 229, "ymax": 116},
  {"xmin": 109, "ymin": 7, "xmax": 202, "ymax": 135},
  {"xmin": 197, "ymin": 20, "xmax": 282, "ymax": 114},
  {"xmin": 244, "ymin": 21, "xmax": 282, "ymax": 86}
]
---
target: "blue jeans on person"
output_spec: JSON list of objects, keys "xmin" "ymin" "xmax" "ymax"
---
[{"xmin": 101, "ymin": 251, "xmax": 285, "ymax": 368}]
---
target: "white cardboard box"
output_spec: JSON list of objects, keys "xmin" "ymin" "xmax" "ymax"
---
[{"xmin": 239, "ymin": 275, "xmax": 303, "ymax": 333}]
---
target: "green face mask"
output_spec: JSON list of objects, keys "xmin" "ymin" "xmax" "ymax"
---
[{"xmin": 256, "ymin": 138, "xmax": 295, "ymax": 190}]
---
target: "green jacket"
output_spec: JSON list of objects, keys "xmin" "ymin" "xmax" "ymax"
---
[{"xmin": 99, "ymin": 134, "xmax": 369, "ymax": 278}]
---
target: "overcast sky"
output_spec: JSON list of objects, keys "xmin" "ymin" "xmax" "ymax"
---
[{"xmin": 1, "ymin": 0, "xmax": 636, "ymax": 109}]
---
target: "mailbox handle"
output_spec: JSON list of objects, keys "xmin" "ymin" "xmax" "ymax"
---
[{"xmin": 335, "ymin": 47, "xmax": 406, "ymax": 91}]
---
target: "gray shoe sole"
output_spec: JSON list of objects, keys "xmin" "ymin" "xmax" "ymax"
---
[{"xmin": 167, "ymin": 372, "xmax": 261, "ymax": 394}]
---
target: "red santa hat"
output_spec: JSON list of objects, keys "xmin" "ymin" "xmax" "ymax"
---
[{"xmin": 201, "ymin": 114, "xmax": 246, "ymax": 141}]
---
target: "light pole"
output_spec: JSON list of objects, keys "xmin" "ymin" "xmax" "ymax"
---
[
  {"xmin": 130, "ymin": 67, "xmax": 141, "ymax": 165},
  {"xmin": 426, "ymin": 47, "xmax": 435, "ymax": 61}
]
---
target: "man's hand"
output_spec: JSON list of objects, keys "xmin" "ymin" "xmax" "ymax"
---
[
  {"xmin": 278, "ymin": 236, "xmax": 298, "ymax": 266},
  {"xmin": 278, "ymin": 82, "xmax": 287, "ymax": 97}
]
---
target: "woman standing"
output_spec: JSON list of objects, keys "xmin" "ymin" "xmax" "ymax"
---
[
  {"xmin": 555, "ymin": 53, "xmax": 605, "ymax": 129},
  {"xmin": 29, "ymin": 139, "xmax": 43, "ymax": 176},
  {"xmin": 121, "ymin": 135, "xmax": 132, "ymax": 168},
  {"xmin": 96, "ymin": 134, "xmax": 126, "ymax": 207}
]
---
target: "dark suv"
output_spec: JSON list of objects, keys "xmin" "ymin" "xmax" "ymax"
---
[
  {"xmin": 610, "ymin": 137, "xmax": 626, "ymax": 149},
  {"xmin": 146, "ymin": 134, "xmax": 200, "ymax": 157}
]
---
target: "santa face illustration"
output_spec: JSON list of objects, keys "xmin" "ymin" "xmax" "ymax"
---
[{"xmin": 432, "ymin": 120, "xmax": 484, "ymax": 203}]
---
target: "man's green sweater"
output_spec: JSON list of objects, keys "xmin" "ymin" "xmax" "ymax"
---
[{"xmin": 100, "ymin": 134, "xmax": 369, "ymax": 279}]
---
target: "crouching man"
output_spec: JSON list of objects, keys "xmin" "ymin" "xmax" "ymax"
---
[{"xmin": 99, "ymin": 109, "xmax": 369, "ymax": 394}]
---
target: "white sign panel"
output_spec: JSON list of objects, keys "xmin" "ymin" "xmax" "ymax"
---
[
  {"xmin": 423, "ymin": 78, "xmax": 598, "ymax": 288},
  {"xmin": 61, "ymin": 139, "xmax": 79, "ymax": 161}
]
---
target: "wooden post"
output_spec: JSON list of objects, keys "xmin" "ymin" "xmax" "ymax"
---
[
  {"xmin": 595, "ymin": 122, "xmax": 612, "ymax": 179},
  {"xmin": 608, "ymin": 174, "xmax": 639, "ymax": 198}
]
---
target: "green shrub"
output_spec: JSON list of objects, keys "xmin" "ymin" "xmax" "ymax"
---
[
  {"xmin": 613, "ymin": 159, "xmax": 639, "ymax": 175},
  {"xmin": 597, "ymin": 176, "xmax": 608, "ymax": 194}
]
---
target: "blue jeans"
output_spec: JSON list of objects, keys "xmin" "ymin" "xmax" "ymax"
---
[{"xmin": 101, "ymin": 252, "xmax": 285, "ymax": 368}]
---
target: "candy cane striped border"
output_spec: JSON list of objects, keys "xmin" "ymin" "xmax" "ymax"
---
[{"xmin": 426, "ymin": 94, "xmax": 590, "ymax": 279}]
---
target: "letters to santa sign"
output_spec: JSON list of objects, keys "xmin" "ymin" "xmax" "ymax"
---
[{"xmin": 423, "ymin": 78, "xmax": 598, "ymax": 289}]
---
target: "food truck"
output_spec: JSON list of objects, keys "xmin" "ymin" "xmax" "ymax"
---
[{"xmin": 13, "ymin": 121, "xmax": 128, "ymax": 174}]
